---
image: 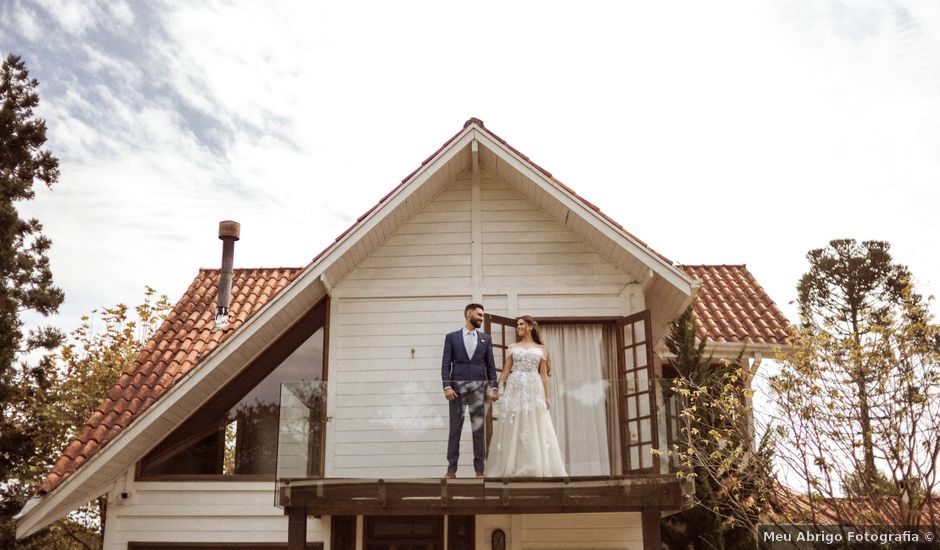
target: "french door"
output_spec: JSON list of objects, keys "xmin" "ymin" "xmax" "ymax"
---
[
  {"xmin": 616, "ymin": 310, "xmax": 659, "ymax": 473},
  {"xmin": 484, "ymin": 311, "xmax": 658, "ymax": 475}
]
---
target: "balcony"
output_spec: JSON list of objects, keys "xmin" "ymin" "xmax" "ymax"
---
[{"xmin": 274, "ymin": 378, "xmax": 689, "ymax": 515}]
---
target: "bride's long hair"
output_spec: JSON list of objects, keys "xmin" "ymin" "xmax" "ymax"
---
[
  {"xmin": 518, "ymin": 315, "xmax": 543, "ymax": 345},
  {"xmin": 519, "ymin": 315, "xmax": 551, "ymax": 375}
]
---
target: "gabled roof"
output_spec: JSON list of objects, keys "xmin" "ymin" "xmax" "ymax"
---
[
  {"xmin": 19, "ymin": 118, "xmax": 763, "ymax": 537},
  {"xmin": 39, "ymin": 264, "xmax": 789, "ymax": 498},
  {"xmin": 307, "ymin": 117, "xmax": 675, "ymax": 270}
]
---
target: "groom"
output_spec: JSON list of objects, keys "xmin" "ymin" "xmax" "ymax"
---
[{"xmin": 442, "ymin": 303, "xmax": 499, "ymax": 478}]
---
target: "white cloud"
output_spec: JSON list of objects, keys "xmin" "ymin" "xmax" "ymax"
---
[
  {"xmin": 108, "ymin": 1, "xmax": 134, "ymax": 28},
  {"xmin": 33, "ymin": 0, "xmax": 98, "ymax": 37},
  {"xmin": 4, "ymin": 0, "xmax": 940, "ymax": 338},
  {"xmin": 11, "ymin": 2, "xmax": 42, "ymax": 42}
]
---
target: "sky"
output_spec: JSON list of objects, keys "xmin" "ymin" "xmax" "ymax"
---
[{"xmin": 2, "ymin": 0, "xmax": 939, "ymax": 343}]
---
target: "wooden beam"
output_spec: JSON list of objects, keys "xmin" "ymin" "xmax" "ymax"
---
[
  {"xmin": 278, "ymin": 476, "xmax": 686, "ymax": 517},
  {"xmin": 287, "ymin": 506, "xmax": 307, "ymax": 550},
  {"xmin": 471, "ymin": 140, "xmax": 482, "ymax": 285},
  {"xmin": 641, "ymin": 507, "xmax": 661, "ymax": 550}
]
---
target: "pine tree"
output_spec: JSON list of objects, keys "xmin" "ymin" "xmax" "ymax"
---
[{"xmin": 0, "ymin": 53, "xmax": 65, "ymax": 544}]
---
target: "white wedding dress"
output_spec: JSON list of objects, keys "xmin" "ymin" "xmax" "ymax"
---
[{"xmin": 486, "ymin": 346, "xmax": 568, "ymax": 477}]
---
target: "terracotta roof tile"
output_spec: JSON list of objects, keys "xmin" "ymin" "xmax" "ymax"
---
[
  {"xmin": 39, "ymin": 267, "xmax": 302, "ymax": 494},
  {"xmin": 680, "ymin": 265, "xmax": 791, "ymax": 346}
]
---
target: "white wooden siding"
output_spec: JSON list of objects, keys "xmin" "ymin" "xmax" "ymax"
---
[
  {"xmin": 480, "ymin": 175, "xmax": 634, "ymax": 288},
  {"xmin": 102, "ymin": 481, "xmax": 326, "ymax": 549},
  {"xmin": 477, "ymin": 512, "xmax": 644, "ymax": 550},
  {"xmin": 327, "ymin": 295, "xmax": 473, "ymax": 477},
  {"xmin": 339, "ymin": 178, "xmax": 472, "ymax": 291},
  {"xmin": 327, "ymin": 166, "xmax": 643, "ymax": 478}
]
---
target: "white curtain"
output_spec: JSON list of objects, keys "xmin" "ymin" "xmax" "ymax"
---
[{"xmin": 541, "ymin": 324, "xmax": 613, "ymax": 476}]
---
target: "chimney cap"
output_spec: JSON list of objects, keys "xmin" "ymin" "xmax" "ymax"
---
[{"xmin": 218, "ymin": 220, "xmax": 240, "ymax": 241}]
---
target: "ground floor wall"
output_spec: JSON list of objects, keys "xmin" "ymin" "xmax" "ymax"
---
[
  {"xmin": 476, "ymin": 512, "xmax": 645, "ymax": 550},
  {"xmin": 101, "ymin": 480, "xmax": 325, "ymax": 549},
  {"xmin": 104, "ymin": 479, "xmax": 648, "ymax": 550}
]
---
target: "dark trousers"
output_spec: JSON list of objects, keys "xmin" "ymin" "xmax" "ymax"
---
[{"xmin": 447, "ymin": 380, "xmax": 487, "ymax": 473}]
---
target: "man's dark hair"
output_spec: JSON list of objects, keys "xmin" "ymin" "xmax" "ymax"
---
[{"xmin": 464, "ymin": 303, "xmax": 484, "ymax": 316}]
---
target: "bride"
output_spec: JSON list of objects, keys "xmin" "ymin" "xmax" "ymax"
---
[{"xmin": 486, "ymin": 315, "xmax": 568, "ymax": 477}]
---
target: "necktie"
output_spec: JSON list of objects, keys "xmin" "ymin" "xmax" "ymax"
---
[{"xmin": 465, "ymin": 331, "xmax": 477, "ymax": 359}]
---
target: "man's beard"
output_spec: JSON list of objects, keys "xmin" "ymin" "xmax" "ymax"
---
[{"xmin": 470, "ymin": 317, "xmax": 482, "ymax": 328}]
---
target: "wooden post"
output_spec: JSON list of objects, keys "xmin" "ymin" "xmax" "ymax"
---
[
  {"xmin": 287, "ymin": 506, "xmax": 306, "ymax": 550},
  {"xmin": 641, "ymin": 507, "xmax": 661, "ymax": 550}
]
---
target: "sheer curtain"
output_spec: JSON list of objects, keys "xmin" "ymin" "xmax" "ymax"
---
[{"xmin": 542, "ymin": 323, "xmax": 618, "ymax": 476}]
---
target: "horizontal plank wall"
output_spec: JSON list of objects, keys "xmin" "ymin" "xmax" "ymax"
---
[
  {"xmin": 476, "ymin": 512, "xmax": 644, "ymax": 550},
  {"xmin": 102, "ymin": 480, "xmax": 325, "ymax": 549},
  {"xmin": 328, "ymin": 166, "xmax": 640, "ymax": 479},
  {"xmin": 481, "ymin": 174, "xmax": 631, "ymax": 291},
  {"xmin": 338, "ymin": 176, "xmax": 473, "ymax": 292},
  {"xmin": 327, "ymin": 295, "xmax": 474, "ymax": 477}
]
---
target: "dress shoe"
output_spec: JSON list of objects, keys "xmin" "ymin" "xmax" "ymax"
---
[
  {"xmin": 444, "ymin": 471, "xmax": 456, "ymax": 479},
  {"xmin": 475, "ymin": 471, "xmax": 485, "ymax": 478}
]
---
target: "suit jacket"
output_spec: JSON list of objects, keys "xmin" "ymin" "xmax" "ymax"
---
[{"xmin": 441, "ymin": 329, "xmax": 498, "ymax": 390}]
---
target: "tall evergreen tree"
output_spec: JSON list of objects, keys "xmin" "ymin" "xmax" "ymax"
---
[
  {"xmin": 0, "ymin": 53, "xmax": 64, "ymax": 544},
  {"xmin": 796, "ymin": 239, "xmax": 915, "ymax": 491}
]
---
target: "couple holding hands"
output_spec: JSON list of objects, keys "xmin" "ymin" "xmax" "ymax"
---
[{"xmin": 441, "ymin": 303, "xmax": 567, "ymax": 478}]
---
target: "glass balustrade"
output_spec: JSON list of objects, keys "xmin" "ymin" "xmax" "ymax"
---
[{"xmin": 275, "ymin": 376, "xmax": 684, "ymax": 485}]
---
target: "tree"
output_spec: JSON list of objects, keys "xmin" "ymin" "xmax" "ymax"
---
[
  {"xmin": 0, "ymin": 53, "xmax": 64, "ymax": 545},
  {"xmin": 7, "ymin": 288, "xmax": 171, "ymax": 548},
  {"xmin": 795, "ymin": 239, "xmax": 915, "ymax": 492},
  {"xmin": 772, "ymin": 239, "xmax": 940, "ymax": 528},
  {"xmin": 661, "ymin": 240, "xmax": 939, "ymax": 544},
  {"xmin": 660, "ymin": 306, "xmax": 776, "ymax": 549}
]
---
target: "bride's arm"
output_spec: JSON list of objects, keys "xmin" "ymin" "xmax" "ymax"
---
[
  {"xmin": 498, "ymin": 348, "xmax": 513, "ymax": 385},
  {"xmin": 539, "ymin": 348, "xmax": 550, "ymax": 409}
]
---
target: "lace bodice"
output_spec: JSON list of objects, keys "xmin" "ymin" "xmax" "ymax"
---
[{"xmin": 510, "ymin": 346, "xmax": 544, "ymax": 375}]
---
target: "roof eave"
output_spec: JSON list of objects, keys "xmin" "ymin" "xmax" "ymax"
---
[
  {"xmin": 16, "ymin": 275, "xmax": 329, "ymax": 539},
  {"xmin": 470, "ymin": 126, "xmax": 697, "ymax": 298}
]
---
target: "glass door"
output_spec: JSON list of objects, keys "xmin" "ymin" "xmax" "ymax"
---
[{"xmin": 616, "ymin": 309, "xmax": 659, "ymax": 473}]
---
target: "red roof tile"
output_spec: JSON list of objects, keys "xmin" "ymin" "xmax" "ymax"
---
[
  {"xmin": 39, "ymin": 267, "xmax": 301, "ymax": 494},
  {"xmin": 680, "ymin": 265, "xmax": 791, "ymax": 346}
]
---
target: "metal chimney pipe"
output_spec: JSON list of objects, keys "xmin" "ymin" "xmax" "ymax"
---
[{"xmin": 215, "ymin": 220, "xmax": 240, "ymax": 330}]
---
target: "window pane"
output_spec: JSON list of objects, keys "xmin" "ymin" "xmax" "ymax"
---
[
  {"xmin": 623, "ymin": 324, "xmax": 634, "ymax": 346},
  {"xmin": 141, "ymin": 323, "xmax": 325, "ymax": 477},
  {"xmin": 639, "ymin": 418, "xmax": 651, "ymax": 441},
  {"xmin": 230, "ymin": 327, "xmax": 324, "ymax": 475}
]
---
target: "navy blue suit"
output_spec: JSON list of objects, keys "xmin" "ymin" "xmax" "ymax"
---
[{"xmin": 442, "ymin": 329, "xmax": 497, "ymax": 473}]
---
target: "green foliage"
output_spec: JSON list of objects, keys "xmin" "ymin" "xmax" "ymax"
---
[
  {"xmin": 661, "ymin": 305, "xmax": 774, "ymax": 549},
  {"xmin": 4, "ymin": 288, "xmax": 171, "ymax": 548},
  {"xmin": 773, "ymin": 239, "xmax": 940, "ymax": 527},
  {"xmin": 797, "ymin": 239, "xmax": 913, "ymax": 334},
  {"xmin": 795, "ymin": 239, "xmax": 916, "ymax": 491},
  {"xmin": 0, "ymin": 52, "xmax": 65, "ymax": 547}
]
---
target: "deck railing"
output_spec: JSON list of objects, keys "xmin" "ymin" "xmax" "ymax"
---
[{"xmin": 275, "ymin": 376, "xmax": 683, "ymax": 484}]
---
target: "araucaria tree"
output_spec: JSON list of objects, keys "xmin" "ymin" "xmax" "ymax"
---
[
  {"xmin": 0, "ymin": 54, "xmax": 65, "ymax": 543},
  {"xmin": 773, "ymin": 239, "xmax": 940, "ymax": 526}
]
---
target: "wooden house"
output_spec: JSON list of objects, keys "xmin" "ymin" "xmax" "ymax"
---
[{"xmin": 16, "ymin": 119, "xmax": 790, "ymax": 549}]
